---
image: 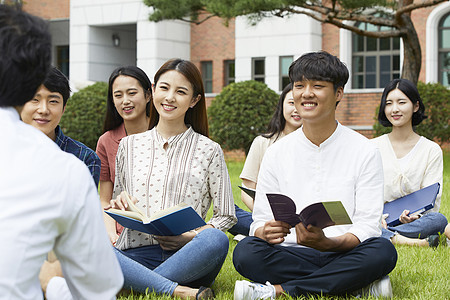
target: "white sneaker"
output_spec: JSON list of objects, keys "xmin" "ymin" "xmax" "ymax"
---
[
  {"xmin": 357, "ymin": 276, "xmax": 393, "ymax": 298},
  {"xmin": 234, "ymin": 280, "xmax": 276, "ymax": 300},
  {"xmin": 233, "ymin": 234, "xmax": 246, "ymax": 242}
]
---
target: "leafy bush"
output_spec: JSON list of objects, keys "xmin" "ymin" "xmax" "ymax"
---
[
  {"xmin": 373, "ymin": 81, "xmax": 450, "ymax": 145},
  {"xmin": 208, "ymin": 80, "xmax": 279, "ymax": 153},
  {"xmin": 59, "ymin": 82, "xmax": 108, "ymax": 150}
]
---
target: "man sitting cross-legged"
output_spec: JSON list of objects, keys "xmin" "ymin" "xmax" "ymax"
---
[{"xmin": 233, "ymin": 51, "xmax": 398, "ymax": 300}]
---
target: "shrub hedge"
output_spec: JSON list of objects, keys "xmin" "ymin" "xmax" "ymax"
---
[
  {"xmin": 59, "ymin": 82, "xmax": 108, "ymax": 151},
  {"xmin": 208, "ymin": 80, "xmax": 279, "ymax": 153}
]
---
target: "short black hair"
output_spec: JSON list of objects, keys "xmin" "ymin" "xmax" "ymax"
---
[
  {"xmin": 42, "ymin": 66, "xmax": 71, "ymax": 107},
  {"xmin": 0, "ymin": 4, "xmax": 51, "ymax": 107},
  {"xmin": 289, "ymin": 51, "xmax": 349, "ymax": 91},
  {"xmin": 103, "ymin": 66, "xmax": 152, "ymax": 133},
  {"xmin": 378, "ymin": 78, "xmax": 427, "ymax": 127}
]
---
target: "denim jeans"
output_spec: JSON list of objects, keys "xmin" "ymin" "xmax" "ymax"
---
[
  {"xmin": 381, "ymin": 212, "xmax": 448, "ymax": 240},
  {"xmin": 114, "ymin": 228, "xmax": 229, "ymax": 295},
  {"xmin": 228, "ymin": 204, "xmax": 252, "ymax": 236}
]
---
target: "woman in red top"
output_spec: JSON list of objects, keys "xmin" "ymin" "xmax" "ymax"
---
[{"xmin": 96, "ymin": 66, "xmax": 152, "ymax": 244}]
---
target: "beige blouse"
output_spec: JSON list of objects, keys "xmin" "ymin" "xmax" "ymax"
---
[
  {"xmin": 240, "ymin": 133, "xmax": 284, "ymax": 183},
  {"xmin": 114, "ymin": 127, "xmax": 236, "ymax": 250}
]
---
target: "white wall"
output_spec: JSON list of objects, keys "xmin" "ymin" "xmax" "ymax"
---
[
  {"xmin": 49, "ymin": 19, "xmax": 70, "ymax": 68},
  {"xmin": 70, "ymin": 0, "xmax": 190, "ymax": 85},
  {"xmin": 235, "ymin": 13, "xmax": 322, "ymax": 92}
]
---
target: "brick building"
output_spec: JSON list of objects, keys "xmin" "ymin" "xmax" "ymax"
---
[{"xmin": 22, "ymin": 0, "xmax": 450, "ymax": 138}]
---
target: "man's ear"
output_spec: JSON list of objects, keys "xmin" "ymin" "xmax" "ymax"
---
[
  {"xmin": 335, "ymin": 87, "xmax": 344, "ymax": 106},
  {"xmin": 190, "ymin": 95, "xmax": 201, "ymax": 108}
]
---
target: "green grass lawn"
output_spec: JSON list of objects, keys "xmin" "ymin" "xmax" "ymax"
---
[{"xmin": 119, "ymin": 152, "xmax": 450, "ymax": 300}]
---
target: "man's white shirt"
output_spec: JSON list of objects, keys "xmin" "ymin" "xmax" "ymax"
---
[
  {"xmin": 250, "ymin": 122, "xmax": 384, "ymax": 247},
  {"xmin": 0, "ymin": 107, "xmax": 123, "ymax": 299}
]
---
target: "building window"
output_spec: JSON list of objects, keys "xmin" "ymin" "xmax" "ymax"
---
[
  {"xmin": 201, "ymin": 61, "xmax": 213, "ymax": 93},
  {"xmin": 280, "ymin": 56, "xmax": 293, "ymax": 90},
  {"xmin": 352, "ymin": 21, "xmax": 400, "ymax": 89},
  {"xmin": 224, "ymin": 60, "xmax": 235, "ymax": 86},
  {"xmin": 438, "ymin": 12, "xmax": 450, "ymax": 87},
  {"xmin": 57, "ymin": 45, "xmax": 69, "ymax": 78},
  {"xmin": 252, "ymin": 57, "xmax": 265, "ymax": 83}
]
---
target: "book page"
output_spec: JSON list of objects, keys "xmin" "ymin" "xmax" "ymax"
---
[
  {"xmin": 107, "ymin": 208, "xmax": 147, "ymax": 222},
  {"xmin": 150, "ymin": 203, "xmax": 189, "ymax": 221},
  {"xmin": 322, "ymin": 201, "xmax": 352, "ymax": 225}
]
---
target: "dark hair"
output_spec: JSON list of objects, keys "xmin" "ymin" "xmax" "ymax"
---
[
  {"xmin": 42, "ymin": 66, "xmax": 71, "ymax": 107},
  {"xmin": 262, "ymin": 83, "xmax": 292, "ymax": 139},
  {"xmin": 289, "ymin": 51, "xmax": 349, "ymax": 91},
  {"xmin": 103, "ymin": 66, "xmax": 152, "ymax": 133},
  {"xmin": 151, "ymin": 58, "xmax": 209, "ymax": 137},
  {"xmin": 378, "ymin": 78, "xmax": 427, "ymax": 127},
  {"xmin": 0, "ymin": 5, "xmax": 51, "ymax": 107}
]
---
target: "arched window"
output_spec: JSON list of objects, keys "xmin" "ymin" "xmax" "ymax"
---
[
  {"xmin": 352, "ymin": 21, "xmax": 401, "ymax": 89},
  {"xmin": 438, "ymin": 12, "xmax": 450, "ymax": 87}
]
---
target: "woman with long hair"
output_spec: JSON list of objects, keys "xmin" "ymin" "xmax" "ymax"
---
[
  {"xmin": 108, "ymin": 59, "xmax": 236, "ymax": 298},
  {"xmin": 96, "ymin": 66, "xmax": 152, "ymax": 243},
  {"xmin": 229, "ymin": 83, "xmax": 302, "ymax": 238},
  {"xmin": 372, "ymin": 78, "xmax": 447, "ymax": 247}
]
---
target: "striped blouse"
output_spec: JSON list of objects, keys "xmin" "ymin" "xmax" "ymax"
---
[{"xmin": 114, "ymin": 126, "xmax": 236, "ymax": 250}]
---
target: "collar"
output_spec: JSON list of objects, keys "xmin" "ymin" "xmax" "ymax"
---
[
  {"xmin": 153, "ymin": 126, "xmax": 195, "ymax": 147},
  {"xmin": 111, "ymin": 123, "xmax": 127, "ymax": 143},
  {"xmin": 54, "ymin": 125, "xmax": 67, "ymax": 147},
  {"xmin": 299, "ymin": 121, "xmax": 342, "ymax": 149}
]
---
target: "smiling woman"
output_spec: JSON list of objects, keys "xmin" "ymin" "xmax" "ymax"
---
[
  {"xmin": 372, "ymin": 78, "xmax": 447, "ymax": 247},
  {"xmin": 107, "ymin": 58, "xmax": 236, "ymax": 299},
  {"xmin": 96, "ymin": 66, "xmax": 153, "ymax": 244}
]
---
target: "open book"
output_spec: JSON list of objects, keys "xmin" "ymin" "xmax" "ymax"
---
[
  {"xmin": 238, "ymin": 185, "xmax": 256, "ymax": 200},
  {"xmin": 383, "ymin": 182, "xmax": 440, "ymax": 227},
  {"xmin": 105, "ymin": 193, "xmax": 206, "ymax": 236},
  {"xmin": 266, "ymin": 193, "xmax": 352, "ymax": 229}
]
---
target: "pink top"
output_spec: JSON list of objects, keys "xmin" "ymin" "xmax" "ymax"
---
[{"xmin": 96, "ymin": 123, "xmax": 126, "ymax": 183}]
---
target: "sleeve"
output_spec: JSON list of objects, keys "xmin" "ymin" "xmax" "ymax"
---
[
  {"xmin": 45, "ymin": 277, "xmax": 73, "ymax": 300},
  {"xmin": 112, "ymin": 139, "xmax": 128, "ymax": 199},
  {"xmin": 85, "ymin": 151, "xmax": 101, "ymax": 188},
  {"xmin": 53, "ymin": 164, "xmax": 123, "ymax": 299},
  {"xmin": 239, "ymin": 136, "xmax": 266, "ymax": 183},
  {"xmin": 347, "ymin": 147, "xmax": 384, "ymax": 242},
  {"xmin": 207, "ymin": 144, "xmax": 237, "ymax": 231},
  {"xmin": 96, "ymin": 134, "xmax": 112, "ymax": 182},
  {"xmin": 421, "ymin": 142, "xmax": 443, "ymax": 212},
  {"xmin": 249, "ymin": 146, "xmax": 279, "ymax": 236}
]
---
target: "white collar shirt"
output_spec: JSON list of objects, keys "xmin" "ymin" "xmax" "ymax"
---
[
  {"xmin": 0, "ymin": 107, "xmax": 123, "ymax": 299},
  {"xmin": 250, "ymin": 122, "xmax": 383, "ymax": 247}
]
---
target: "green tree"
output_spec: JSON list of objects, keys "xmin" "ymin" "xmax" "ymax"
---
[
  {"xmin": 59, "ymin": 82, "xmax": 108, "ymax": 150},
  {"xmin": 373, "ymin": 81, "xmax": 450, "ymax": 145},
  {"xmin": 208, "ymin": 80, "xmax": 279, "ymax": 153},
  {"xmin": 143, "ymin": 0, "xmax": 447, "ymax": 85}
]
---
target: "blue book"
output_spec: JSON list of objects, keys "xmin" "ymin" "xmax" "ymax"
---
[
  {"xmin": 383, "ymin": 183, "xmax": 440, "ymax": 227},
  {"xmin": 105, "ymin": 194, "xmax": 205, "ymax": 236}
]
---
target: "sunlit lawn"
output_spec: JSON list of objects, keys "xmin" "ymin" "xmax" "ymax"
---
[{"xmin": 119, "ymin": 151, "xmax": 450, "ymax": 299}]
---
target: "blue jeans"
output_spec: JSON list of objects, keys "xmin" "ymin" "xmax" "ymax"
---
[
  {"xmin": 233, "ymin": 236, "xmax": 397, "ymax": 297},
  {"xmin": 228, "ymin": 204, "xmax": 252, "ymax": 236},
  {"xmin": 114, "ymin": 228, "xmax": 229, "ymax": 295},
  {"xmin": 381, "ymin": 212, "xmax": 448, "ymax": 240}
]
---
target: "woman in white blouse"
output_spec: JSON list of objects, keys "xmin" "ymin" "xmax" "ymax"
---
[
  {"xmin": 372, "ymin": 78, "xmax": 447, "ymax": 247},
  {"xmin": 108, "ymin": 59, "xmax": 236, "ymax": 299}
]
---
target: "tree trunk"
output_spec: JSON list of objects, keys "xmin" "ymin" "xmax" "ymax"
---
[{"xmin": 399, "ymin": 2, "xmax": 421, "ymax": 85}]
